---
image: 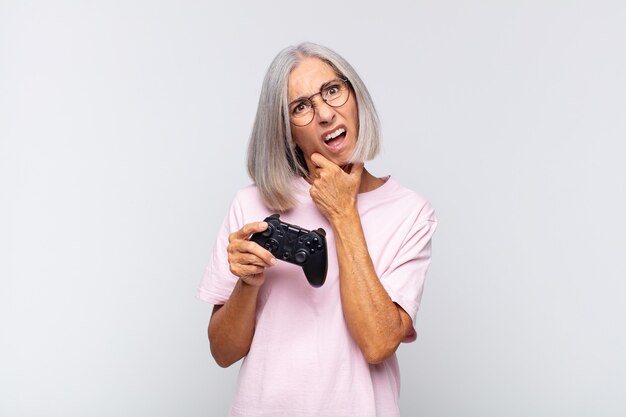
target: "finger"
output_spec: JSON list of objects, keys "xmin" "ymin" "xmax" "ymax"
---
[
  {"xmin": 310, "ymin": 153, "xmax": 338, "ymax": 169},
  {"xmin": 239, "ymin": 240, "xmax": 277, "ymax": 266},
  {"xmin": 232, "ymin": 264, "xmax": 265, "ymax": 277},
  {"xmin": 235, "ymin": 248, "xmax": 276, "ymax": 268},
  {"xmin": 239, "ymin": 253, "xmax": 271, "ymax": 267},
  {"xmin": 230, "ymin": 221, "xmax": 269, "ymax": 242}
]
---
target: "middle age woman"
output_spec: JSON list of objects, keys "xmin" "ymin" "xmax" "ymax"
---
[{"xmin": 199, "ymin": 42, "xmax": 438, "ymax": 417}]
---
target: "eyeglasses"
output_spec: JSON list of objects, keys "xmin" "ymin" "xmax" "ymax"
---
[{"xmin": 288, "ymin": 78, "xmax": 351, "ymax": 127}]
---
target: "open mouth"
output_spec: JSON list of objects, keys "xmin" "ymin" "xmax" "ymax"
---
[{"xmin": 324, "ymin": 128, "xmax": 347, "ymax": 148}]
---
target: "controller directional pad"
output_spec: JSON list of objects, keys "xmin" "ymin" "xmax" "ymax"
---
[{"xmin": 264, "ymin": 238, "xmax": 280, "ymax": 253}]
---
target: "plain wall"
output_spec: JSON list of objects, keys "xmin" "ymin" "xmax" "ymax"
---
[{"xmin": 1, "ymin": 0, "xmax": 625, "ymax": 416}]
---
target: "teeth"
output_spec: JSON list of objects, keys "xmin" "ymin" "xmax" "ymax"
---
[{"xmin": 325, "ymin": 128, "xmax": 345, "ymax": 142}]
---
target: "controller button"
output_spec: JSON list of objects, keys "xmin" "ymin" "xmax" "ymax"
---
[
  {"xmin": 295, "ymin": 250, "xmax": 308, "ymax": 264},
  {"xmin": 262, "ymin": 225, "xmax": 273, "ymax": 237},
  {"xmin": 265, "ymin": 239, "xmax": 279, "ymax": 253}
]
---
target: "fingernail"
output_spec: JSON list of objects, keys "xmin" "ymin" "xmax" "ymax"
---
[{"xmin": 270, "ymin": 258, "xmax": 277, "ymax": 265}]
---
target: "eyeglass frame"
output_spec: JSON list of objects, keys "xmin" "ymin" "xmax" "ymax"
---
[{"xmin": 287, "ymin": 78, "xmax": 351, "ymax": 127}]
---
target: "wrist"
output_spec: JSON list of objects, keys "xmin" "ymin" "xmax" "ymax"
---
[
  {"xmin": 329, "ymin": 205, "xmax": 359, "ymax": 229},
  {"xmin": 238, "ymin": 276, "xmax": 263, "ymax": 292}
]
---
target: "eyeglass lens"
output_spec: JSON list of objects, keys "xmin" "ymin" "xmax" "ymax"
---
[{"xmin": 289, "ymin": 79, "xmax": 350, "ymax": 126}]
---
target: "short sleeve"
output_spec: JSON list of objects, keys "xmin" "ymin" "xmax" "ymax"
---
[
  {"xmin": 379, "ymin": 202, "xmax": 437, "ymax": 342},
  {"xmin": 197, "ymin": 195, "xmax": 245, "ymax": 305}
]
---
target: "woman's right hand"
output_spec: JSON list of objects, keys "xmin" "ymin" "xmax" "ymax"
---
[{"xmin": 227, "ymin": 221, "xmax": 276, "ymax": 287}]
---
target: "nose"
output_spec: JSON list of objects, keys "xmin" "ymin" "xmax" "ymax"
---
[
  {"xmin": 313, "ymin": 98, "xmax": 336, "ymax": 125},
  {"xmin": 311, "ymin": 93, "xmax": 335, "ymax": 125}
]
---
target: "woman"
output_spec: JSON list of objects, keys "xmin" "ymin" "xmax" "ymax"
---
[{"xmin": 198, "ymin": 42, "xmax": 437, "ymax": 417}]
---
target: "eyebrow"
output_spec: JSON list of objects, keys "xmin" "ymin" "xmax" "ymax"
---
[{"xmin": 288, "ymin": 78, "xmax": 338, "ymax": 106}]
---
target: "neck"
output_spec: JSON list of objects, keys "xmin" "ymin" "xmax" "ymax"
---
[
  {"xmin": 358, "ymin": 168, "xmax": 385, "ymax": 193},
  {"xmin": 302, "ymin": 165, "xmax": 384, "ymax": 194}
]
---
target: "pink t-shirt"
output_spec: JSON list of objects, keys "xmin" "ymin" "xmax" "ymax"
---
[{"xmin": 198, "ymin": 176, "xmax": 437, "ymax": 417}]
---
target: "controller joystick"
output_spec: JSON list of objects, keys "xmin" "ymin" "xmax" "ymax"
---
[
  {"xmin": 294, "ymin": 250, "xmax": 308, "ymax": 264},
  {"xmin": 261, "ymin": 225, "xmax": 273, "ymax": 237},
  {"xmin": 250, "ymin": 214, "xmax": 328, "ymax": 287}
]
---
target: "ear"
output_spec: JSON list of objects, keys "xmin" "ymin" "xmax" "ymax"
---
[
  {"xmin": 285, "ymin": 132, "xmax": 297, "ymax": 150},
  {"xmin": 294, "ymin": 146, "xmax": 309, "ymax": 175}
]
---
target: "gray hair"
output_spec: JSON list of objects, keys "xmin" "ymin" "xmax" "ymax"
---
[{"xmin": 246, "ymin": 42, "xmax": 382, "ymax": 212}]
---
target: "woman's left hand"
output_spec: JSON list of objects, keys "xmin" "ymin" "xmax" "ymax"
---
[{"xmin": 308, "ymin": 153, "xmax": 363, "ymax": 222}]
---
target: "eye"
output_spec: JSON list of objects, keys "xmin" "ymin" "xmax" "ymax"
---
[
  {"xmin": 291, "ymin": 101, "xmax": 310, "ymax": 115},
  {"xmin": 325, "ymin": 84, "xmax": 341, "ymax": 96}
]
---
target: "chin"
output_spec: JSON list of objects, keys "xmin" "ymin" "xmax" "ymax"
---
[
  {"xmin": 327, "ymin": 155, "xmax": 348, "ymax": 167},
  {"xmin": 335, "ymin": 152, "xmax": 356, "ymax": 167}
]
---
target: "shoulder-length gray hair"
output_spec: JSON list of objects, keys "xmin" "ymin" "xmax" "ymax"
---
[{"xmin": 247, "ymin": 42, "xmax": 382, "ymax": 212}]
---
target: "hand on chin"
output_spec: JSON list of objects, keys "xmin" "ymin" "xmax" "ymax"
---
[
  {"xmin": 307, "ymin": 153, "xmax": 364, "ymax": 221},
  {"xmin": 308, "ymin": 152, "xmax": 347, "ymax": 175}
]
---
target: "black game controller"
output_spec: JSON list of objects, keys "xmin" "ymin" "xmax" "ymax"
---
[{"xmin": 250, "ymin": 214, "xmax": 328, "ymax": 288}]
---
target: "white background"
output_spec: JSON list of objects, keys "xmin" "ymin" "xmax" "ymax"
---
[{"xmin": 1, "ymin": 1, "xmax": 625, "ymax": 416}]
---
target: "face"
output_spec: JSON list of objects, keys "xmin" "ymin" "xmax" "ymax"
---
[{"xmin": 288, "ymin": 57, "xmax": 359, "ymax": 172}]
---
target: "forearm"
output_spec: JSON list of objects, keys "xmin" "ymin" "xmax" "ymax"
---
[
  {"xmin": 208, "ymin": 278, "xmax": 260, "ymax": 367},
  {"xmin": 331, "ymin": 210, "xmax": 407, "ymax": 364}
]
